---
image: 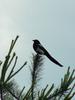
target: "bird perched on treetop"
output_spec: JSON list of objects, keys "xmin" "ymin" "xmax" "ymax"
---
[{"xmin": 33, "ymin": 39, "xmax": 63, "ymax": 67}]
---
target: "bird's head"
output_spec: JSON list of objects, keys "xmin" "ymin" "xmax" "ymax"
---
[{"xmin": 33, "ymin": 39, "xmax": 40, "ymax": 44}]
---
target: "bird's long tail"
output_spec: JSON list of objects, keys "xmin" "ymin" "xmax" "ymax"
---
[{"xmin": 45, "ymin": 51, "xmax": 63, "ymax": 67}]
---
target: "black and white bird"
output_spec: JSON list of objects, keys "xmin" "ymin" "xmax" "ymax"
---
[{"xmin": 33, "ymin": 39, "xmax": 63, "ymax": 67}]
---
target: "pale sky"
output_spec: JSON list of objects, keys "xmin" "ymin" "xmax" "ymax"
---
[{"xmin": 0, "ymin": 0, "xmax": 75, "ymax": 98}]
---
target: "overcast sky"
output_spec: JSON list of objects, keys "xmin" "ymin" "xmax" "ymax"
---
[{"xmin": 0, "ymin": 0, "xmax": 75, "ymax": 95}]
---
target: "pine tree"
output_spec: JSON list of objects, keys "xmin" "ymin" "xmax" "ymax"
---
[
  {"xmin": 0, "ymin": 36, "xmax": 27, "ymax": 100},
  {"xmin": 0, "ymin": 36, "xmax": 75, "ymax": 100}
]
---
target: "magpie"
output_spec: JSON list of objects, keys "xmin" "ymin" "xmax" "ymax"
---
[{"xmin": 33, "ymin": 39, "xmax": 63, "ymax": 67}]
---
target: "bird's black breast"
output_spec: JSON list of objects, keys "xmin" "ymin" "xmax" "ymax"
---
[
  {"xmin": 33, "ymin": 43, "xmax": 44, "ymax": 54},
  {"xmin": 33, "ymin": 43, "xmax": 37, "ymax": 51}
]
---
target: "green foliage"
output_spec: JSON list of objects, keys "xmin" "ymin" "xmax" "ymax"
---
[
  {"xmin": 30, "ymin": 54, "xmax": 44, "ymax": 100},
  {"xmin": 37, "ymin": 67, "xmax": 75, "ymax": 100},
  {"xmin": 23, "ymin": 54, "xmax": 75, "ymax": 100},
  {"xmin": 0, "ymin": 36, "xmax": 27, "ymax": 100},
  {"xmin": 0, "ymin": 36, "xmax": 75, "ymax": 100}
]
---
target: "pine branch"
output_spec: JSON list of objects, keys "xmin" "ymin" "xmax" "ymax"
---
[
  {"xmin": 30, "ymin": 54, "xmax": 44, "ymax": 100},
  {"xmin": 37, "ymin": 67, "xmax": 75, "ymax": 100},
  {"xmin": 0, "ymin": 36, "xmax": 27, "ymax": 100},
  {"xmin": 1, "ymin": 36, "xmax": 19, "ymax": 82},
  {"xmin": 18, "ymin": 86, "xmax": 25, "ymax": 99},
  {"xmin": 4, "ymin": 84, "xmax": 19, "ymax": 100},
  {"xmin": 0, "ymin": 89, "xmax": 3, "ymax": 100},
  {"xmin": 5, "ymin": 56, "xmax": 18, "ymax": 83},
  {"xmin": 23, "ymin": 86, "xmax": 32, "ymax": 100},
  {"xmin": 8, "ymin": 61, "xmax": 27, "ymax": 80}
]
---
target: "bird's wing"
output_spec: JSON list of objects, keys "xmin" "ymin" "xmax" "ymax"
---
[
  {"xmin": 38, "ymin": 44, "xmax": 63, "ymax": 67},
  {"xmin": 36, "ymin": 44, "xmax": 45, "ymax": 54},
  {"xmin": 37, "ymin": 43, "xmax": 48, "ymax": 54}
]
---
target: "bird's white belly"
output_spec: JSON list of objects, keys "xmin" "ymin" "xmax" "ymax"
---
[{"xmin": 36, "ymin": 47, "xmax": 44, "ymax": 54}]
